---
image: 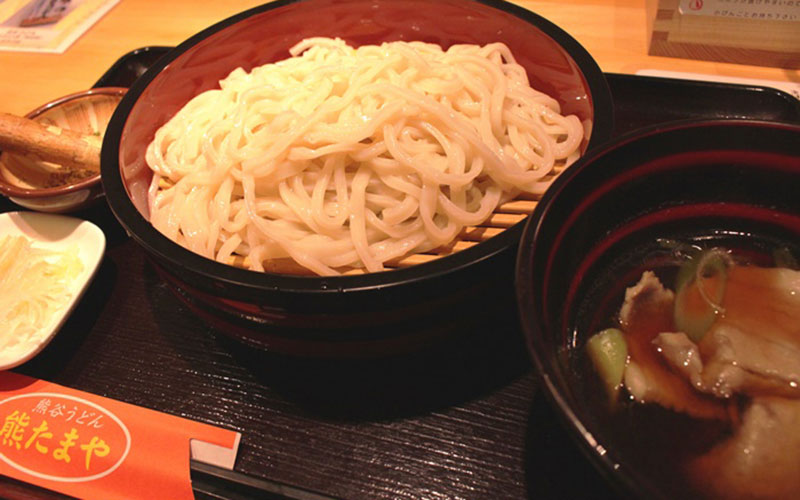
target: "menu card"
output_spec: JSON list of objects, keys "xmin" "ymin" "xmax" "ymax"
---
[{"xmin": 0, "ymin": 0, "xmax": 119, "ymax": 53}]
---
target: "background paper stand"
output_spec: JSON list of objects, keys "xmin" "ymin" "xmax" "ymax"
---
[{"xmin": 647, "ymin": 0, "xmax": 800, "ymax": 69}]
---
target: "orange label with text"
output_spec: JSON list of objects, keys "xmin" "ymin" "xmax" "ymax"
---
[{"xmin": 0, "ymin": 372, "xmax": 240, "ymax": 500}]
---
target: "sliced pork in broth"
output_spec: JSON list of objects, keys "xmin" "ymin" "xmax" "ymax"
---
[{"xmin": 586, "ymin": 248, "xmax": 800, "ymax": 499}]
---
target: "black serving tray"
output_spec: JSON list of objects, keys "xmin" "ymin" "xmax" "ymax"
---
[
  {"xmin": 606, "ymin": 72, "xmax": 800, "ymax": 136},
  {"xmin": 2, "ymin": 47, "xmax": 797, "ymax": 500}
]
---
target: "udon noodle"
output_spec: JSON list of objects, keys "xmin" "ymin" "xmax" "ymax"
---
[{"xmin": 145, "ymin": 37, "xmax": 584, "ymax": 275}]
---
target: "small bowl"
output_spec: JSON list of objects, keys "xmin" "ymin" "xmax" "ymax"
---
[
  {"xmin": 0, "ymin": 211, "xmax": 105, "ymax": 370},
  {"xmin": 0, "ymin": 87, "xmax": 126, "ymax": 213},
  {"xmin": 102, "ymin": 0, "xmax": 614, "ymax": 356},
  {"xmin": 516, "ymin": 120, "xmax": 800, "ymax": 498}
]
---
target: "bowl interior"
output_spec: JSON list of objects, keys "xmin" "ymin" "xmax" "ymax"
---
[
  {"xmin": 117, "ymin": 0, "xmax": 605, "ymax": 222},
  {"xmin": 104, "ymin": 0, "xmax": 611, "ymax": 286},
  {"xmin": 516, "ymin": 120, "xmax": 800, "ymax": 498}
]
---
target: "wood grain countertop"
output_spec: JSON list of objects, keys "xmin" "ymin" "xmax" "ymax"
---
[{"xmin": 0, "ymin": 0, "xmax": 796, "ymax": 117}]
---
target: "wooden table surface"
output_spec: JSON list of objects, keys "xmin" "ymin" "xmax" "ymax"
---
[
  {"xmin": 0, "ymin": 2, "xmax": 797, "ymax": 500},
  {"xmin": 0, "ymin": 0, "xmax": 796, "ymax": 116}
]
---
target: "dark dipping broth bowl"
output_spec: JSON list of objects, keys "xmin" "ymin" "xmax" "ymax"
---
[
  {"xmin": 516, "ymin": 120, "xmax": 800, "ymax": 498},
  {"xmin": 102, "ymin": 0, "xmax": 613, "ymax": 357}
]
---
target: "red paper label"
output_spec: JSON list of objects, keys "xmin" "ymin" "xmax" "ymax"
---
[
  {"xmin": 0, "ymin": 392, "xmax": 130, "ymax": 481},
  {"xmin": 0, "ymin": 373, "xmax": 240, "ymax": 500}
]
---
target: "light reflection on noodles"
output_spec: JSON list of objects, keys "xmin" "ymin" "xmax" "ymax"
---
[{"xmin": 145, "ymin": 37, "xmax": 584, "ymax": 275}]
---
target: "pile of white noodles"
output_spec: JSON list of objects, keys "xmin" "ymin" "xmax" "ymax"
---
[{"xmin": 145, "ymin": 38, "xmax": 584, "ymax": 275}]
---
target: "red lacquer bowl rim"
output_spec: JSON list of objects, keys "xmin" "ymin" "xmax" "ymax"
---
[{"xmin": 101, "ymin": 0, "xmax": 614, "ymax": 304}]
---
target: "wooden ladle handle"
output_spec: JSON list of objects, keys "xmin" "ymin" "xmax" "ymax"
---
[{"xmin": 0, "ymin": 112, "xmax": 101, "ymax": 171}]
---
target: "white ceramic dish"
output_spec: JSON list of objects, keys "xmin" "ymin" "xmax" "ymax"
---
[{"xmin": 0, "ymin": 211, "xmax": 105, "ymax": 369}]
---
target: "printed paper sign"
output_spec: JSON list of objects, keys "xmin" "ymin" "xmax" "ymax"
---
[
  {"xmin": 679, "ymin": 0, "xmax": 800, "ymax": 21},
  {"xmin": 0, "ymin": 0, "xmax": 120, "ymax": 53},
  {"xmin": 0, "ymin": 372, "xmax": 241, "ymax": 500}
]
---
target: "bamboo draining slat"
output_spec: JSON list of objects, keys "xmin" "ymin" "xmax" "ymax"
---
[
  {"xmin": 482, "ymin": 212, "xmax": 527, "ymax": 228},
  {"xmin": 497, "ymin": 199, "xmax": 538, "ymax": 213},
  {"xmin": 222, "ymin": 195, "xmax": 539, "ymax": 274},
  {"xmin": 361, "ymin": 198, "xmax": 538, "ymax": 272}
]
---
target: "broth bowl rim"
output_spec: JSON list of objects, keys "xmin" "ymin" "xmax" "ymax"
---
[{"xmin": 515, "ymin": 118, "xmax": 800, "ymax": 499}]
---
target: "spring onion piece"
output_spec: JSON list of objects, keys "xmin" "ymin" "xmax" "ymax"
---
[
  {"xmin": 586, "ymin": 328, "xmax": 628, "ymax": 409},
  {"xmin": 673, "ymin": 249, "xmax": 729, "ymax": 342}
]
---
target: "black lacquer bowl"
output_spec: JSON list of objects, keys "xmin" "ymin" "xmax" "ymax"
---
[
  {"xmin": 516, "ymin": 120, "xmax": 800, "ymax": 498},
  {"xmin": 101, "ymin": 0, "xmax": 613, "ymax": 356}
]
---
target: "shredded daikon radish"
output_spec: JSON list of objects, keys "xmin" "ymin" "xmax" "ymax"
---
[{"xmin": 0, "ymin": 235, "xmax": 83, "ymax": 356}]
